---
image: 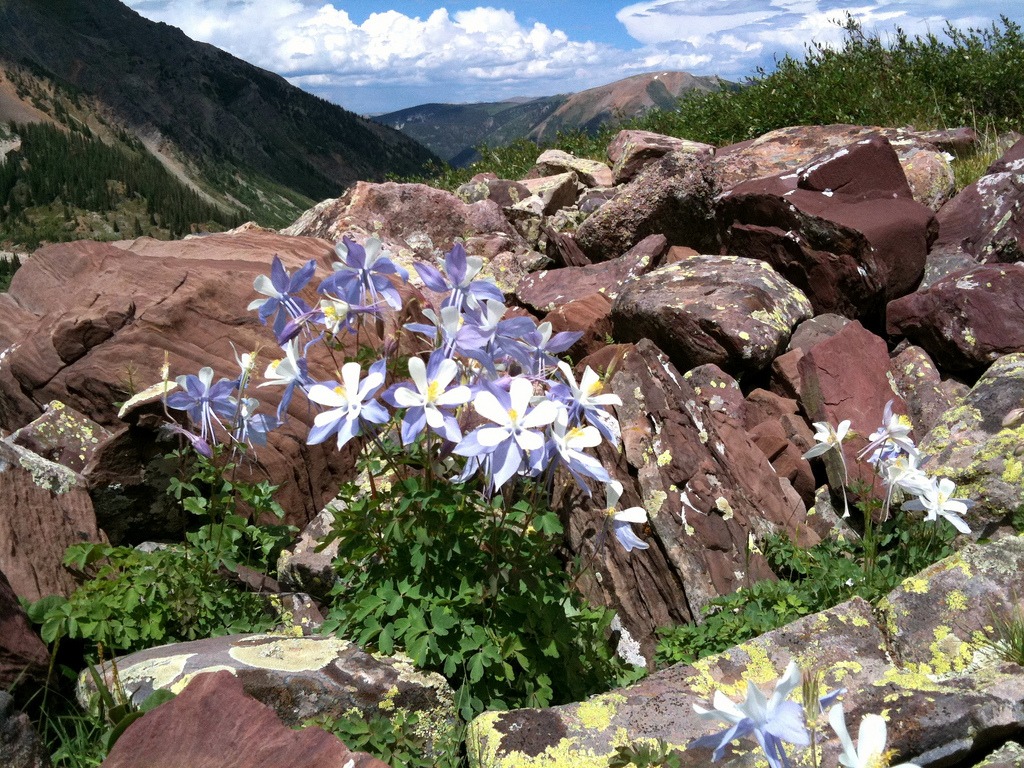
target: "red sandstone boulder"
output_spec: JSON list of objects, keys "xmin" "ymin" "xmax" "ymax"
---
[
  {"xmin": 797, "ymin": 321, "xmax": 909, "ymax": 497},
  {"xmin": 0, "ymin": 567, "xmax": 49, "ymax": 689},
  {"xmin": 574, "ymin": 149, "xmax": 719, "ymax": 262},
  {"xmin": 611, "ymin": 255, "xmax": 813, "ymax": 375},
  {"xmin": 0, "ymin": 233, "xmax": 367, "ymax": 533},
  {"xmin": 101, "ymin": 670, "xmax": 387, "ymax": 768},
  {"xmin": 541, "ymin": 292, "xmax": 615, "ymax": 362},
  {"xmin": 606, "ymin": 129, "xmax": 714, "ymax": 184},
  {"xmin": 930, "ymin": 137, "xmax": 1024, "ymax": 264},
  {"xmin": 714, "ymin": 123, "xmax": 956, "ymax": 210},
  {"xmin": 515, "ymin": 234, "xmax": 667, "ymax": 313},
  {"xmin": 719, "ymin": 135, "xmax": 937, "ymax": 322},
  {"xmin": 0, "ymin": 440, "xmax": 104, "ymax": 601},
  {"xmin": 887, "ymin": 263, "xmax": 1024, "ymax": 372},
  {"xmin": 531, "ymin": 149, "xmax": 613, "ymax": 188},
  {"xmin": 559, "ymin": 340, "xmax": 815, "ymax": 661}
]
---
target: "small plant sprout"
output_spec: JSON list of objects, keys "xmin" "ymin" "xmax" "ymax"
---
[
  {"xmin": 603, "ymin": 480, "xmax": 649, "ymax": 552},
  {"xmin": 900, "ymin": 476, "xmax": 973, "ymax": 534},
  {"xmin": 828, "ymin": 703, "xmax": 920, "ymax": 768},
  {"xmin": 691, "ymin": 660, "xmax": 809, "ymax": 768}
]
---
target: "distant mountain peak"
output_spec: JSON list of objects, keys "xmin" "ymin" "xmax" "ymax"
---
[{"xmin": 374, "ymin": 70, "xmax": 729, "ymax": 166}]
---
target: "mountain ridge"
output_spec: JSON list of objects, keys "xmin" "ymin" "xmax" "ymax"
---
[
  {"xmin": 375, "ymin": 70, "xmax": 730, "ymax": 165},
  {"xmin": 0, "ymin": 0, "xmax": 439, "ymax": 233}
]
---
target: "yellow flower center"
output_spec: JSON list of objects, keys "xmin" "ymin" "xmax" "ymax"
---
[
  {"xmin": 333, "ymin": 385, "xmax": 347, "ymax": 397},
  {"xmin": 508, "ymin": 408, "xmax": 519, "ymax": 422},
  {"xmin": 426, "ymin": 380, "xmax": 442, "ymax": 401}
]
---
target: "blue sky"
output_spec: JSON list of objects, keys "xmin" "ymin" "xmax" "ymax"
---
[{"xmin": 123, "ymin": 1, "xmax": 1024, "ymax": 114}]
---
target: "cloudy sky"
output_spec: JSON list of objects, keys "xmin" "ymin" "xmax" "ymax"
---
[{"xmin": 123, "ymin": 1, "xmax": 1022, "ymax": 114}]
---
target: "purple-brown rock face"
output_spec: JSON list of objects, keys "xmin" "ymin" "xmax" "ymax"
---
[
  {"xmin": 101, "ymin": 670, "xmax": 388, "ymax": 768},
  {"xmin": 931, "ymin": 138, "xmax": 1024, "ymax": 264},
  {"xmin": 719, "ymin": 134, "xmax": 938, "ymax": 323},
  {"xmin": 0, "ymin": 441, "xmax": 105, "ymax": 601},
  {"xmin": 887, "ymin": 263, "xmax": 1024, "ymax": 371},
  {"xmin": 0, "ymin": 567, "xmax": 49, "ymax": 689},
  {"xmin": 574, "ymin": 149, "xmax": 719, "ymax": 262},
  {"xmin": 714, "ymin": 123, "xmax": 956, "ymax": 210},
  {"xmin": 610, "ymin": 255, "xmax": 813, "ymax": 375},
  {"xmin": 560, "ymin": 340, "xmax": 815, "ymax": 662},
  {"xmin": 0, "ymin": 233, "xmax": 363, "ymax": 531}
]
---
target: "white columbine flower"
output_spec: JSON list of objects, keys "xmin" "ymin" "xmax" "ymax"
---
[
  {"xmin": 901, "ymin": 476, "xmax": 973, "ymax": 534},
  {"xmin": 802, "ymin": 419, "xmax": 851, "ymax": 459},
  {"xmin": 828, "ymin": 703, "xmax": 920, "ymax": 768}
]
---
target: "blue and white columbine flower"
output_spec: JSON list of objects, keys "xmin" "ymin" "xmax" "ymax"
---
[
  {"xmin": 604, "ymin": 480, "xmax": 648, "ymax": 552},
  {"xmin": 413, "ymin": 242, "xmax": 504, "ymax": 312},
  {"xmin": 454, "ymin": 376, "xmax": 559, "ymax": 491},
  {"xmin": 248, "ymin": 256, "xmax": 316, "ymax": 339},
  {"xmin": 859, "ymin": 400, "xmax": 918, "ymax": 464},
  {"xmin": 259, "ymin": 339, "xmax": 312, "ymax": 420},
  {"xmin": 306, "ymin": 361, "xmax": 388, "ymax": 449},
  {"xmin": 387, "ymin": 351, "xmax": 471, "ymax": 445},
  {"xmin": 544, "ymin": 409, "xmax": 610, "ymax": 491},
  {"xmin": 691, "ymin": 660, "xmax": 809, "ymax": 768},
  {"xmin": 320, "ymin": 236, "xmax": 408, "ymax": 311},
  {"xmin": 165, "ymin": 366, "xmax": 238, "ymax": 444},
  {"xmin": 901, "ymin": 476, "xmax": 973, "ymax": 534},
  {"xmin": 555, "ymin": 361, "xmax": 622, "ymax": 443}
]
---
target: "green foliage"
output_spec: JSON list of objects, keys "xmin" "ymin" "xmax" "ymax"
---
[
  {"xmin": 0, "ymin": 121, "xmax": 242, "ymax": 247},
  {"xmin": 28, "ymin": 541, "xmax": 275, "ymax": 654},
  {"xmin": 656, "ymin": 512, "xmax": 957, "ymax": 666},
  {"xmin": 418, "ymin": 16, "xmax": 1024, "ymax": 189},
  {"xmin": 978, "ymin": 602, "xmax": 1024, "ymax": 666},
  {"xmin": 609, "ymin": 739, "xmax": 683, "ymax": 768},
  {"xmin": 0, "ymin": 253, "xmax": 22, "ymax": 291},
  {"xmin": 306, "ymin": 707, "xmax": 461, "ymax": 768},
  {"xmin": 320, "ymin": 443, "xmax": 640, "ymax": 720},
  {"xmin": 28, "ymin": 448, "xmax": 294, "ymax": 655}
]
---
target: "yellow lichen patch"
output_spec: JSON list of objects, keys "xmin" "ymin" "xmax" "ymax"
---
[
  {"xmin": 928, "ymin": 625, "xmax": 975, "ymax": 676},
  {"xmin": 656, "ymin": 450, "xmax": 672, "ymax": 467},
  {"xmin": 687, "ymin": 643, "xmax": 780, "ymax": 699},
  {"xmin": 826, "ymin": 661, "xmax": 863, "ymax": 684},
  {"xmin": 645, "ymin": 490, "xmax": 667, "ymax": 519},
  {"xmin": 228, "ymin": 635, "xmax": 347, "ymax": 672},
  {"xmin": 1003, "ymin": 455, "xmax": 1023, "ymax": 485},
  {"xmin": 874, "ymin": 665, "xmax": 945, "ymax": 693},
  {"xmin": 121, "ymin": 654, "xmax": 195, "ymax": 691},
  {"xmin": 902, "ymin": 577, "xmax": 930, "ymax": 594},
  {"xmin": 169, "ymin": 665, "xmax": 238, "ymax": 694},
  {"xmin": 574, "ymin": 693, "xmax": 627, "ymax": 732},
  {"xmin": 946, "ymin": 590, "xmax": 969, "ymax": 612}
]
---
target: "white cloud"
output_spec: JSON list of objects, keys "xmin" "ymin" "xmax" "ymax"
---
[
  {"xmin": 123, "ymin": 1, "xmax": 618, "ymax": 111},
  {"xmin": 616, "ymin": 0, "xmax": 1019, "ymax": 81},
  {"xmin": 123, "ymin": 0, "xmax": 1024, "ymax": 112}
]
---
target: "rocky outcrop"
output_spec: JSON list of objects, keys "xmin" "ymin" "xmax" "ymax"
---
[
  {"xmin": 887, "ymin": 263, "xmax": 1024, "ymax": 372},
  {"xmin": 930, "ymin": 137, "xmax": 1024, "ymax": 263},
  {"xmin": 0, "ymin": 567, "xmax": 49, "ymax": 689},
  {"xmin": 0, "ymin": 233, "xmax": 364, "ymax": 531},
  {"xmin": 100, "ymin": 670, "xmax": 387, "ymax": 768},
  {"xmin": 0, "ymin": 692, "xmax": 50, "ymax": 768},
  {"xmin": 714, "ymin": 123, "xmax": 956, "ymax": 210},
  {"xmin": 560, "ymin": 340, "xmax": 816, "ymax": 661},
  {"xmin": 916, "ymin": 353, "xmax": 1024, "ymax": 537},
  {"xmin": 468, "ymin": 535, "xmax": 1024, "ymax": 768},
  {"xmin": 718, "ymin": 135, "xmax": 937, "ymax": 322},
  {"xmin": 0, "ymin": 440, "xmax": 104, "ymax": 601},
  {"xmin": 79, "ymin": 633, "xmax": 456, "ymax": 744},
  {"xmin": 606, "ymin": 130, "xmax": 713, "ymax": 185},
  {"xmin": 611, "ymin": 255, "xmax": 813, "ymax": 375},
  {"xmin": 574, "ymin": 149, "xmax": 719, "ymax": 261}
]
